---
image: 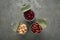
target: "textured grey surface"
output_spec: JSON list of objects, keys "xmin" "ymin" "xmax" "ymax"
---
[{"xmin": 0, "ymin": 0, "xmax": 60, "ymax": 40}]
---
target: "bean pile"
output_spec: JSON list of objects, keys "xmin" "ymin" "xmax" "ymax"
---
[
  {"xmin": 24, "ymin": 9, "xmax": 35, "ymax": 21},
  {"xmin": 17, "ymin": 23, "xmax": 27, "ymax": 35},
  {"xmin": 31, "ymin": 22, "xmax": 42, "ymax": 33}
]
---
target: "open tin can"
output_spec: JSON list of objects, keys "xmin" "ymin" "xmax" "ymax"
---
[
  {"xmin": 31, "ymin": 18, "xmax": 47, "ymax": 34},
  {"xmin": 21, "ymin": 4, "xmax": 35, "ymax": 22},
  {"xmin": 11, "ymin": 21, "xmax": 28, "ymax": 35}
]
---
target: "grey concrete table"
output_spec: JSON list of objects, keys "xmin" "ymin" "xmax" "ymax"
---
[{"xmin": 0, "ymin": 0, "xmax": 60, "ymax": 40}]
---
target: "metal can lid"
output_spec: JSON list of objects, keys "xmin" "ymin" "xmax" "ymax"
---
[
  {"xmin": 21, "ymin": 4, "xmax": 31, "ymax": 12},
  {"xmin": 36, "ymin": 18, "xmax": 47, "ymax": 29}
]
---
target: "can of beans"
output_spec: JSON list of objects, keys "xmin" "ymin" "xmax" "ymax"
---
[
  {"xmin": 31, "ymin": 18, "xmax": 47, "ymax": 34},
  {"xmin": 11, "ymin": 21, "xmax": 27, "ymax": 35},
  {"xmin": 21, "ymin": 4, "xmax": 35, "ymax": 22}
]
